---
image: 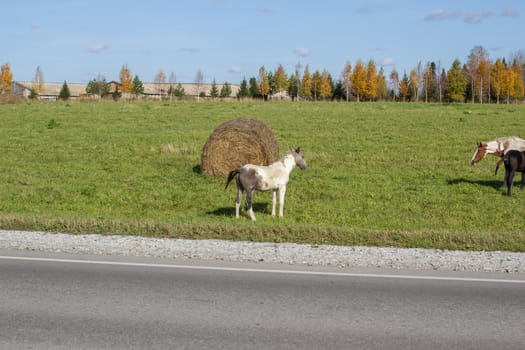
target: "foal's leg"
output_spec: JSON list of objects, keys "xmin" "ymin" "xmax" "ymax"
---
[
  {"xmin": 246, "ymin": 189, "xmax": 256, "ymax": 221},
  {"xmin": 507, "ymin": 170, "xmax": 515, "ymax": 196},
  {"xmin": 235, "ymin": 187, "xmax": 243, "ymax": 218},
  {"xmin": 278, "ymin": 185, "xmax": 287, "ymax": 217},
  {"xmin": 271, "ymin": 189, "xmax": 277, "ymax": 216}
]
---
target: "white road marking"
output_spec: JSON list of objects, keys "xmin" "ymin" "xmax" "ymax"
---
[{"xmin": 1, "ymin": 255, "xmax": 525, "ymax": 284}]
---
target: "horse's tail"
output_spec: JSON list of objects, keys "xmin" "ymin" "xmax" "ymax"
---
[
  {"xmin": 225, "ymin": 169, "xmax": 240, "ymax": 189},
  {"xmin": 495, "ymin": 158, "xmax": 504, "ymax": 175}
]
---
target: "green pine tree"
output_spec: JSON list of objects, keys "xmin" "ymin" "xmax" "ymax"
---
[
  {"xmin": 237, "ymin": 78, "xmax": 249, "ymax": 98},
  {"xmin": 86, "ymin": 76, "xmax": 109, "ymax": 97},
  {"xmin": 248, "ymin": 77, "xmax": 259, "ymax": 98},
  {"xmin": 210, "ymin": 79, "xmax": 219, "ymax": 98},
  {"xmin": 29, "ymin": 88, "xmax": 38, "ymax": 100},
  {"xmin": 220, "ymin": 82, "xmax": 232, "ymax": 97},
  {"xmin": 112, "ymin": 86, "xmax": 122, "ymax": 101},
  {"xmin": 445, "ymin": 59, "xmax": 467, "ymax": 103},
  {"xmin": 132, "ymin": 75, "xmax": 144, "ymax": 97},
  {"xmin": 174, "ymin": 83, "xmax": 185, "ymax": 99},
  {"xmin": 59, "ymin": 81, "xmax": 71, "ymax": 100}
]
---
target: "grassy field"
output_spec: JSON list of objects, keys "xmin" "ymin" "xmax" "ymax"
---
[{"xmin": 1, "ymin": 101, "xmax": 525, "ymax": 251}]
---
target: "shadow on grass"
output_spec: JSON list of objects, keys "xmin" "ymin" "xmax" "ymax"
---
[
  {"xmin": 208, "ymin": 203, "xmax": 269, "ymax": 217},
  {"xmin": 447, "ymin": 178, "xmax": 503, "ymax": 190},
  {"xmin": 192, "ymin": 164, "xmax": 202, "ymax": 174}
]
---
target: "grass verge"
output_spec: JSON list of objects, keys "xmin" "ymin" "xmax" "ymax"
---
[{"xmin": 1, "ymin": 101, "xmax": 525, "ymax": 251}]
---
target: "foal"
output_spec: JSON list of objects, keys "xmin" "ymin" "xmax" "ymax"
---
[
  {"xmin": 225, "ymin": 148, "xmax": 307, "ymax": 220},
  {"xmin": 494, "ymin": 150, "xmax": 525, "ymax": 196}
]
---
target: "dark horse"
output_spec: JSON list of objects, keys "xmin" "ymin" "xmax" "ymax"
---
[{"xmin": 495, "ymin": 150, "xmax": 525, "ymax": 196}]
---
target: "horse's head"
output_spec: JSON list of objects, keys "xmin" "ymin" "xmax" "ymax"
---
[
  {"xmin": 291, "ymin": 147, "xmax": 307, "ymax": 170},
  {"xmin": 470, "ymin": 142, "xmax": 487, "ymax": 165}
]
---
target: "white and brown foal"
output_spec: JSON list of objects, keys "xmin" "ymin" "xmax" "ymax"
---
[{"xmin": 225, "ymin": 148, "xmax": 307, "ymax": 221}]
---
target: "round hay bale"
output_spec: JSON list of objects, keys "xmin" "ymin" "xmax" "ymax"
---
[{"xmin": 201, "ymin": 118, "xmax": 280, "ymax": 177}]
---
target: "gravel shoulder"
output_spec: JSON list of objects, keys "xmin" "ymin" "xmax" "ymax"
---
[{"xmin": 1, "ymin": 230, "xmax": 524, "ymax": 273}]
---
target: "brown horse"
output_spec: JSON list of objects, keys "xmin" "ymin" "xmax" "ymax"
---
[{"xmin": 470, "ymin": 136, "xmax": 525, "ymax": 165}]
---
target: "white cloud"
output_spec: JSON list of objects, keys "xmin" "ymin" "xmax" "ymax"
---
[
  {"xmin": 177, "ymin": 48, "xmax": 200, "ymax": 53},
  {"xmin": 381, "ymin": 57, "xmax": 395, "ymax": 67},
  {"xmin": 294, "ymin": 48, "xmax": 310, "ymax": 57},
  {"xmin": 464, "ymin": 11, "xmax": 494, "ymax": 23},
  {"xmin": 88, "ymin": 43, "xmax": 109, "ymax": 53},
  {"xmin": 228, "ymin": 66, "xmax": 243, "ymax": 74},
  {"xmin": 259, "ymin": 6, "xmax": 275, "ymax": 14},
  {"xmin": 502, "ymin": 8, "xmax": 519, "ymax": 18},
  {"xmin": 489, "ymin": 46, "xmax": 503, "ymax": 53},
  {"xmin": 424, "ymin": 9, "xmax": 459, "ymax": 21}
]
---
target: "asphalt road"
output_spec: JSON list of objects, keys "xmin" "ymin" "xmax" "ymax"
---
[{"xmin": 1, "ymin": 251, "xmax": 524, "ymax": 350}]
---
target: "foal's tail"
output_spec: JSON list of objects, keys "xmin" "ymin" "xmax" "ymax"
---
[{"xmin": 225, "ymin": 169, "xmax": 240, "ymax": 189}]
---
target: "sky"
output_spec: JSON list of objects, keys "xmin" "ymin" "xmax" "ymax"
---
[{"xmin": 2, "ymin": 0, "xmax": 523, "ymax": 84}]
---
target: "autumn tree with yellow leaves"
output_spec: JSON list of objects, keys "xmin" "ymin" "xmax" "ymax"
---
[
  {"xmin": 511, "ymin": 61, "xmax": 524, "ymax": 101},
  {"xmin": 32, "ymin": 66, "xmax": 44, "ymax": 94},
  {"xmin": 119, "ymin": 65, "xmax": 133, "ymax": 94},
  {"xmin": 300, "ymin": 66, "xmax": 312, "ymax": 100},
  {"xmin": 366, "ymin": 60, "xmax": 378, "ymax": 101},
  {"xmin": 351, "ymin": 60, "xmax": 367, "ymax": 102},
  {"xmin": 311, "ymin": 70, "xmax": 321, "ymax": 100},
  {"xmin": 490, "ymin": 58, "xmax": 525, "ymax": 104},
  {"xmin": 398, "ymin": 73, "xmax": 410, "ymax": 102},
  {"xmin": 318, "ymin": 69, "xmax": 332, "ymax": 100},
  {"xmin": 376, "ymin": 67, "xmax": 388, "ymax": 101},
  {"xmin": 0, "ymin": 63, "xmax": 13, "ymax": 94},
  {"xmin": 258, "ymin": 66, "xmax": 270, "ymax": 100},
  {"xmin": 503, "ymin": 64, "xmax": 515, "ymax": 104},
  {"xmin": 491, "ymin": 58, "xmax": 506, "ymax": 104},
  {"xmin": 4, "ymin": 44, "xmax": 523, "ymax": 104},
  {"xmin": 409, "ymin": 69, "xmax": 419, "ymax": 102},
  {"xmin": 273, "ymin": 64, "xmax": 289, "ymax": 95}
]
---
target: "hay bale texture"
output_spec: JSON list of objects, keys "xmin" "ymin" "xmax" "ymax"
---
[{"xmin": 201, "ymin": 118, "xmax": 280, "ymax": 177}]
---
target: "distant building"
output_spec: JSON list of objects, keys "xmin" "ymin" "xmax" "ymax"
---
[
  {"xmin": 12, "ymin": 81, "xmax": 87, "ymax": 101},
  {"xmin": 12, "ymin": 81, "xmax": 240, "ymax": 101}
]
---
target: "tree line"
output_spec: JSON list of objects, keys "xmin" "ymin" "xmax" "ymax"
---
[
  {"xmin": 1, "ymin": 46, "xmax": 524, "ymax": 103},
  {"xmin": 238, "ymin": 46, "xmax": 524, "ymax": 104}
]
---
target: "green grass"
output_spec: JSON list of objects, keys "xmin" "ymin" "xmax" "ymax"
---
[{"xmin": 1, "ymin": 101, "xmax": 525, "ymax": 251}]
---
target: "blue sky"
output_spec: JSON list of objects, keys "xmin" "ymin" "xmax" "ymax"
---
[{"xmin": 2, "ymin": 0, "xmax": 523, "ymax": 84}]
